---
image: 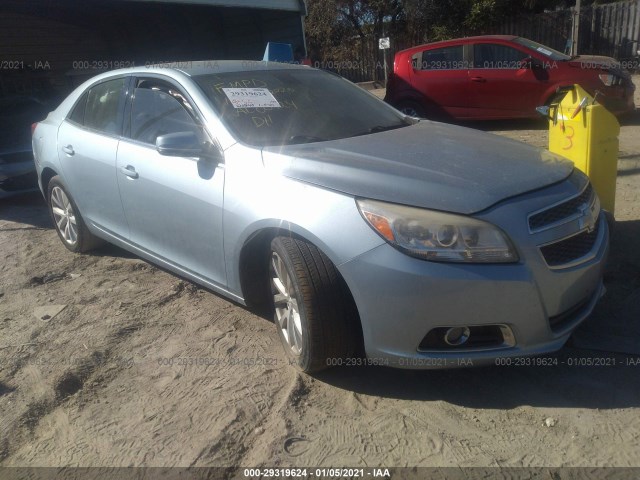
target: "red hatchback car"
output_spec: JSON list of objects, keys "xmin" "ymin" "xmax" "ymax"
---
[{"xmin": 385, "ymin": 35, "xmax": 635, "ymax": 120}]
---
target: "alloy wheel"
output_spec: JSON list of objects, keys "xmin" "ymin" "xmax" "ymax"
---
[
  {"xmin": 50, "ymin": 186, "xmax": 78, "ymax": 245},
  {"xmin": 401, "ymin": 106, "xmax": 419, "ymax": 117},
  {"xmin": 271, "ymin": 251, "xmax": 303, "ymax": 355}
]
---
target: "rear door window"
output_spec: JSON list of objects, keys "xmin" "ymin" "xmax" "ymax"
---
[
  {"xmin": 419, "ymin": 46, "xmax": 464, "ymax": 70},
  {"xmin": 83, "ymin": 78, "xmax": 127, "ymax": 135},
  {"xmin": 68, "ymin": 93, "xmax": 88, "ymax": 125}
]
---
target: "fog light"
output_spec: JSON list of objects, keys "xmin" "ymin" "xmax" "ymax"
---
[{"xmin": 444, "ymin": 326, "xmax": 470, "ymax": 346}]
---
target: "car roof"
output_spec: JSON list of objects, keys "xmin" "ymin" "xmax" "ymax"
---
[
  {"xmin": 398, "ymin": 35, "xmax": 519, "ymax": 55},
  {"xmin": 143, "ymin": 60, "xmax": 309, "ymax": 77},
  {"xmin": 63, "ymin": 60, "xmax": 312, "ymax": 101}
]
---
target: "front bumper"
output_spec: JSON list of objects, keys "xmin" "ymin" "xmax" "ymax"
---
[
  {"xmin": 339, "ymin": 185, "xmax": 609, "ymax": 369},
  {"xmin": 602, "ymin": 83, "xmax": 636, "ymax": 116}
]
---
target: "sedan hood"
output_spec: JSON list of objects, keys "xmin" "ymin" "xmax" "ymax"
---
[{"xmin": 262, "ymin": 122, "xmax": 573, "ymax": 215}]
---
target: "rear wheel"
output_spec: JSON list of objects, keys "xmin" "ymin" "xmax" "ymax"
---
[
  {"xmin": 396, "ymin": 100, "xmax": 426, "ymax": 118},
  {"xmin": 47, "ymin": 176, "xmax": 102, "ymax": 253},
  {"xmin": 270, "ymin": 236, "xmax": 357, "ymax": 372}
]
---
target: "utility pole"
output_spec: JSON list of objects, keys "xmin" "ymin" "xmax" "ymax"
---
[
  {"xmin": 379, "ymin": 23, "xmax": 390, "ymax": 87},
  {"xmin": 571, "ymin": 0, "xmax": 581, "ymax": 56},
  {"xmin": 382, "ymin": 22, "xmax": 388, "ymax": 88}
]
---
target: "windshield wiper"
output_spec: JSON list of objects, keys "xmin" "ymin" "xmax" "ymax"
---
[
  {"xmin": 353, "ymin": 123, "xmax": 408, "ymax": 137},
  {"xmin": 285, "ymin": 135, "xmax": 328, "ymax": 145}
]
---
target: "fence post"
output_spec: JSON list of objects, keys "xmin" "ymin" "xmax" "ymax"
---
[
  {"xmin": 634, "ymin": 0, "xmax": 640, "ymax": 58},
  {"xmin": 571, "ymin": 0, "xmax": 581, "ymax": 56}
]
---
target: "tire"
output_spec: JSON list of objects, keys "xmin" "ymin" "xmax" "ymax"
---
[
  {"xmin": 269, "ymin": 236, "xmax": 358, "ymax": 372},
  {"xmin": 396, "ymin": 100, "xmax": 426, "ymax": 118},
  {"xmin": 47, "ymin": 176, "xmax": 102, "ymax": 253}
]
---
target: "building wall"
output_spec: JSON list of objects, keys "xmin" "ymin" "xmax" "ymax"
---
[{"xmin": 0, "ymin": 0, "xmax": 305, "ymax": 98}]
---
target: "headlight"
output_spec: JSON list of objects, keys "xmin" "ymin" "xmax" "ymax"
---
[{"xmin": 357, "ymin": 199, "xmax": 518, "ymax": 263}]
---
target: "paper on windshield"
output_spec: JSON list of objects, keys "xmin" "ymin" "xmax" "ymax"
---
[
  {"xmin": 536, "ymin": 47, "xmax": 553, "ymax": 56},
  {"xmin": 223, "ymin": 88, "xmax": 281, "ymax": 109}
]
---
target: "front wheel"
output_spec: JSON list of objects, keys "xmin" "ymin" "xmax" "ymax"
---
[{"xmin": 270, "ymin": 236, "xmax": 358, "ymax": 372}]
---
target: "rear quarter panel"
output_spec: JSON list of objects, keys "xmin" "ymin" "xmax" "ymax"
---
[{"xmin": 32, "ymin": 115, "xmax": 65, "ymax": 196}]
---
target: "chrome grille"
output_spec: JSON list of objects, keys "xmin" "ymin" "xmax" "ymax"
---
[
  {"xmin": 539, "ymin": 219, "xmax": 600, "ymax": 268},
  {"xmin": 529, "ymin": 184, "xmax": 593, "ymax": 232}
]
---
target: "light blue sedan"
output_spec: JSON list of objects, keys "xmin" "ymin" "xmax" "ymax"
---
[{"xmin": 32, "ymin": 61, "xmax": 608, "ymax": 372}]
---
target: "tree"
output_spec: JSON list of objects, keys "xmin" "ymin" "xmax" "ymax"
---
[
  {"xmin": 304, "ymin": 0, "xmax": 341, "ymax": 61},
  {"xmin": 303, "ymin": 0, "xmax": 620, "ymax": 81},
  {"xmin": 336, "ymin": 0, "xmax": 404, "ymax": 40}
]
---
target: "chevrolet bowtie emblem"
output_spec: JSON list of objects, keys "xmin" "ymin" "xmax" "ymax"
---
[{"xmin": 578, "ymin": 202, "xmax": 597, "ymax": 233}]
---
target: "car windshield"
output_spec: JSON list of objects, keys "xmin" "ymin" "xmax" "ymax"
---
[
  {"xmin": 194, "ymin": 69, "xmax": 410, "ymax": 147},
  {"xmin": 513, "ymin": 37, "xmax": 571, "ymax": 61}
]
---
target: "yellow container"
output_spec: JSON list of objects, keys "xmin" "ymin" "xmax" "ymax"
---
[{"xmin": 548, "ymin": 84, "xmax": 619, "ymax": 215}]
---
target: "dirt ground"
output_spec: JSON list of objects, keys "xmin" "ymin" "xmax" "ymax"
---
[{"xmin": 1, "ymin": 84, "xmax": 640, "ymax": 471}]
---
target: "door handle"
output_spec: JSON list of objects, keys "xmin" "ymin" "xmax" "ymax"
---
[
  {"xmin": 120, "ymin": 165, "xmax": 139, "ymax": 179},
  {"xmin": 62, "ymin": 145, "xmax": 75, "ymax": 155},
  {"xmin": 470, "ymin": 76, "xmax": 487, "ymax": 83}
]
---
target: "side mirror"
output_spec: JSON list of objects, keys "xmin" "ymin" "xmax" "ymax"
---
[
  {"xmin": 536, "ymin": 106, "xmax": 551, "ymax": 119},
  {"xmin": 521, "ymin": 56, "xmax": 542, "ymax": 69},
  {"xmin": 536, "ymin": 105, "xmax": 560, "ymax": 124},
  {"xmin": 156, "ymin": 131, "xmax": 203, "ymax": 157}
]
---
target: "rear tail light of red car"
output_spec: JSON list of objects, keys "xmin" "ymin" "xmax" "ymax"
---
[{"xmin": 599, "ymin": 73, "xmax": 622, "ymax": 87}]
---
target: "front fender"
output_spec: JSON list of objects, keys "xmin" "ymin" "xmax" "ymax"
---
[{"xmin": 222, "ymin": 144, "xmax": 384, "ymax": 297}]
